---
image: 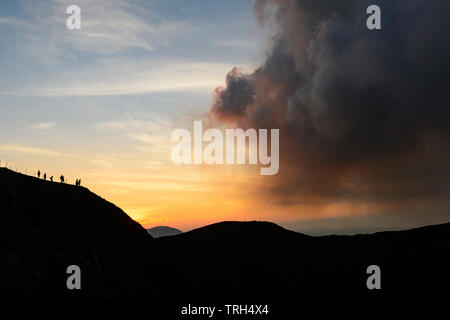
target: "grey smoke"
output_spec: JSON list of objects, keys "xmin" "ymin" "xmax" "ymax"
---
[{"xmin": 210, "ymin": 0, "xmax": 450, "ymax": 216}]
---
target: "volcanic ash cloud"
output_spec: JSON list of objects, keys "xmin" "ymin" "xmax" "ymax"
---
[{"xmin": 209, "ymin": 0, "xmax": 450, "ymax": 212}]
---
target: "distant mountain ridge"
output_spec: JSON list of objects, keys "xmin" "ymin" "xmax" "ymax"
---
[
  {"xmin": 1, "ymin": 167, "xmax": 450, "ymax": 300},
  {"xmin": 156, "ymin": 220, "xmax": 450, "ymax": 299},
  {"xmin": 147, "ymin": 226, "xmax": 182, "ymax": 238}
]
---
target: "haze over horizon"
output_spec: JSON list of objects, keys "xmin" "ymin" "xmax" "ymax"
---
[{"xmin": 1, "ymin": 0, "xmax": 449, "ymax": 234}]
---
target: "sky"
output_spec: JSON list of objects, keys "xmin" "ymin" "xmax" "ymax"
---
[{"xmin": 1, "ymin": 0, "xmax": 449, "ymax": 235}]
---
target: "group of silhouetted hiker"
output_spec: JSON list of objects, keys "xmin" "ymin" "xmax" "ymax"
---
[{"xmin": 36, "ymin": 170, "xmax": 81, "ymax": 186}]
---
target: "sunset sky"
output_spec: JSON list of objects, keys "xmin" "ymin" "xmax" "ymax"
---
[{"xmin": 1, "ymin": 0, "xmax": 449, "ymax": 234}]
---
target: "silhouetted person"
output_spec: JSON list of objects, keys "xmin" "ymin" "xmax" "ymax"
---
[
  {"xmin": 37, "ymin": 170, "xmax": 41, "ymax": 178},
  {"xmin": 44, "ymin": 173, "xmax": 47, "ymax": 181},
  {"xmin": 50, "ymin": 176, "xmax": 53, "ymax": 182},
  {"xmin": 60, "ymin": 175, "xmax": 64, "ymax": 183},
  {"xmin": 77, "ymin": 179, "xmax": 81, "ymax": 186}
]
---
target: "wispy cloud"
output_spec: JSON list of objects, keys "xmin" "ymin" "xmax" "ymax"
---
[
  {"xmin": 0, "ymin": 16, "xmax": 33, "ymax": 29},
  {"xmin": 0, "ymin": 0, "xmax": 256, "ymax": 97},
  {"xmin": 215, "ymin": 39, "xmax": 259, "ymax": 49},
  {"xmin": 95, "ymin": 116, "xmax": 172, "ymax": 150},
  {"xmin": 29, "ymin": 122, "xmax": 57, "ymax": 130},
  {"xmin": 0, "ymin": 144, "xmax": 62, "ymax": 157},
  {"xmin": 101, "ymin": 180, "xmax": 209, "ymax": 192},
  {"xmin": 95, "ymin": 116, "xmax": 171, "ymax": 133},
  {"xmin": 2, "ymin": 60, "xmax": 235, "ymax": 96},
  {"xmin": 95, "ymin": 121, "xmax": 127, "ymax": 131},
  {"xmin": 22, "ymin": 0, "xmax": 194, "ymax": 56}
]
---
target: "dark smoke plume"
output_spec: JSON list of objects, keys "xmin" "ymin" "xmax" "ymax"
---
[{"xmin": 210, "ymin": 0, "xmax": 450, "ymax": 214}]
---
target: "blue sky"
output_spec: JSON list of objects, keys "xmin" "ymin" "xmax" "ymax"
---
[
  {"xmin": 0, "ymin": 0, "xmax": 273, "ymax": 229},
  {"xmin": 0, "ymin": 0, "xmax": 265, "ymax": 93},
  {"xmin": 0, "ymin": 0, "xmax": 267, "ymax": 161}
]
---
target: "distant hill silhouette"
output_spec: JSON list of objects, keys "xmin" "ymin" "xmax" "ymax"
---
[
  {"xmin": 1, "ymin": 167, "xmax": 449, "ymax": 300},
  {"xmin": 156, "ymin": 221, "xmax": 450, "ymax": 299},
  {"xmin": 147, "ymin": 226, "xmax": 182, "ymax": 238}
]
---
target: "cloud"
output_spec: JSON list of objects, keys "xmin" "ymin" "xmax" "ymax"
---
[
  {"xmin": 215, "ymin": 39, "xmax": 260, "ymax": 50},
  {"xmin": 30, "ymin": 122, "xmax": 57, "ymax": 130},
  {"xmin": 95, "ymin": 121, "xmax": 127, "ymax": 131},
  {"xmin": 95, "ymin": 116, "xmax": 171, "ymax": 133},
  {"xmin": 3, "ymin": 60, "xmax": 235, "ymax": 96},
  {"xmin": 211, "ymin": 67, "xmax": 255, "ymax": 120},
  {"xmin": 0, "ymin": 17, "xmax": 33, "ymax": 29},
  {"xmin": 0, "ymin": 144, "xmax": 62, "ymax": 157},
  {"xmin": 95, "ymin": 115, "xmax": 173, "ymax": 151},
  {"xmin": 0, "ymin": 0, "xmax": 196, "ymax": 69},
  {"xmin": 208, "ymin": 0, "xmax": 450, "ymax": 215},
  {"xmin": 25, "ymin": 0, "xmax": 194, "ymax": 55},
  {"xmin": 0, "ymin": 0, "xmax": 255, "ymax": 97}
]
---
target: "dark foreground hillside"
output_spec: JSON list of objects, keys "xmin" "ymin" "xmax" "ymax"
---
[
  {"xmin": 1, "ymin": 167, "xmax": 450, "ymax": 300},
  {"xmin": 0, "ymin": 167, "xmax": 157, "ymax": 298}
]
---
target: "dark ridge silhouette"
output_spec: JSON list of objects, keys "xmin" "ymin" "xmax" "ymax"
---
[
  {"xmin": 0, "ymin": 167, "xmax": 157, "ymax": 299},
  {"xmin": 147, "ymin": 226, "xmax": 182, "ymax": 238},
  {"xmin": 156, "ymin": 221, "xmax": 450, "ymax": 300},
  {"xmin": 1, "ymin": 167, "xmax": 450, "ymax": 300}
]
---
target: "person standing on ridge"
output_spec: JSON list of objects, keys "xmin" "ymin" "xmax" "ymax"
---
[
  {"xmin": 50, "ymin": 176, "xmax": 53, "ymax": 182},
  {"xmin": 37, "ymin": 170, "xmax": 41, "ymax": 178},
  {"xmin": 44, "ymin": 173, "xmax": 47, "ymax": 181},
  {"xmin": 60, "ymin": 175, "xmax": 64, "ymax": 183}
]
